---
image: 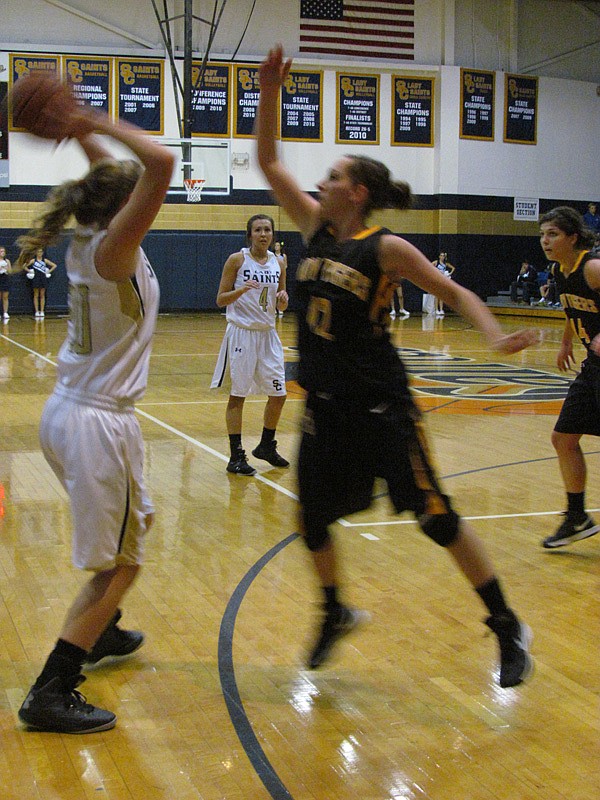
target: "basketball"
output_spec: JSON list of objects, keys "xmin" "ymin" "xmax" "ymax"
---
[{"xmin": 10, "ymin": 73, "xmax": 78, "ymax": 141}]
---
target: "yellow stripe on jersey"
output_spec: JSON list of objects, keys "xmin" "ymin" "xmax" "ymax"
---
[{"xmin": 118, "ymin": 280, "xmax": 144, "ymax": 326}]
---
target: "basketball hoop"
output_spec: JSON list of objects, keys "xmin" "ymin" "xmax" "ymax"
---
[{"xmin": 184, "ymin": 178, "xmax": 205, "ymax": 203}]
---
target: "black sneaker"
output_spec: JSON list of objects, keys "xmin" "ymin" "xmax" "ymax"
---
[
  {"xmin": 251, "ymin": 441, "xmax": 289, "ymax": 468},
  {"xmin": 18, "ymin": 674, "xmax": 116, "ymax": 733},
  {"xmin": 307, "ymin": 605, "xmax": 370, "ymax": 669},
  {"xmin": 226, "ymin": 448, "xmax": 256, "ymax": 475},
  {"xmin": 485, "ymin": 612, "xmax": 533, "ymax": 688},
  {"xmin": 542, "ymin": 513, "xmax": 600, "ymax": 548},
  {"xmin": 84, "ymin": 609, "xmax": 144, "ymax": 665}
]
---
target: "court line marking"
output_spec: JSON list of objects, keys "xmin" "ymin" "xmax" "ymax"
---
[
  {"xmin": 343, "ymin": 508, "xmax": 600, "ymax": 528},
  {"xmin": 135, "ymin": 407, "xmax": 300, "ymax": 502},
  {"xmin": 137, "ymin": 398, "xmax": 305, "ymax": 406},
  {"xmin": 0, "ymin": 334, "xmax": 57, "ymax": 364},
  {"xmin": 0, "ymin": 332, "xmax": 300, "ymax": 502},
  {"xmin": 218, "ymin": 534, "xmax": 299, "ymax": 800}
]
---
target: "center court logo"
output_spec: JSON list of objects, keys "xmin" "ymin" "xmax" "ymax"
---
[
  {"xmin": 402, "ymin": 348, "xmax": 570, "ymax": 401},
  {"xmin": 283, "ymin": 347, "xmax": 571, "ymax": 405}
]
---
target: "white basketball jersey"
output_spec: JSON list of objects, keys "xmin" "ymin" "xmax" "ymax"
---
[
  {"xmin": 226, "ymin": 248, "xmax": 281, "ymax": 330},
  {"xmin": 56, "ymin": 227, "xmax": 159, "ymax": 403}
]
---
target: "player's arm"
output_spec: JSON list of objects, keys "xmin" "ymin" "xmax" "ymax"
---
[
  {"xmin": 256, "ymin": 46, "xmax": 321, "ymax": 240},
  {"xmin": 77, "ymin": 115, "xmax": 174, "ymax": 283},
  {"xmin": 556, "ymin": 320, "xmax": 575, "ymax": 370},
  {"xmin": 75, "ymin": 133, "xmax": 115, "ymax": 165},
  {"xmin": 276, "ymin": 255, "xmax": 288, "ymax": 311},
  {"xmin": 583, "ymin": 256, "xmax": 600, "ymax": 357},
  {"xmin": 216, "ymin": 253, "xmax": 249, "ymax": 307},
  {"xmin": 45, "ymin": 259, "xmax": 57, "ymax": 272},
  {"xmin": 583, "ymin": 256, "xmax": 600, "ymax": 292},
  {"xmin": 380, "ymin": 234, "xmax": 537, "ymax": 354}
]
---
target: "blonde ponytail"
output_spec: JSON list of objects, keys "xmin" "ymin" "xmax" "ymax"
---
[{"xmin": 16, "ymin": 159, "xmax": 142, "ymax": 268}]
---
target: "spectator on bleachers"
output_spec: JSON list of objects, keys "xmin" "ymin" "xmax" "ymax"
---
[
  {"xmin": 537, "ymin": 261, "xmax": 560, "ymax": 307},
  {"xmin": 583, "ymin": 202, "xmax": 600, "ymax": 234},
  {"xmin": 510, "ymin": 261, "xmax": 538, "ymax": 304}
]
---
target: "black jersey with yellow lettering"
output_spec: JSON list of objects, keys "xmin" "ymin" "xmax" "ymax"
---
[
  {"xmin": 296, "ymin": 224, "xmax": 411, "ymax": 408},
  {"xmin": 555, "ymin": 250, "xmax": 600, "ymax": 366}
]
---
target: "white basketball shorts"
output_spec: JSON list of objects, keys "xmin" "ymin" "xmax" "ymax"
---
[
  {"xmin": 39, "ymin": 387, "xmax": 154, "ymax": 571},
  {"xmin": 211, "ymin": 323, "xmax": 286, "ymax": 397}
]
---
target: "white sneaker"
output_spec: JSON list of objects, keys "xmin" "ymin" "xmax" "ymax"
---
[
  {"xmin": 399, "ymin": 309, "xmax": 410, "ymax": 318},
  {"xmin": 39, "ymin": 312, "xmax": 45, "ymax": 318},
  {"xmin": 436, "ymin": 310, "xmax": 445, "ymax": 317},
  {"xmin": 34, "ymin": 312, "xmax": 41, "ymax": 318},
  {"xmin": 2, "ymin": 313, "xmax": 8, "ymax": 322},
  {"xmin": 389, "ymin": 310, "xmax": 396, "ymax": 318}
]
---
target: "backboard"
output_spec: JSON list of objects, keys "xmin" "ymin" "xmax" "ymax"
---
[{"xmin": 163, "ymin": 137, "xmax": 231, "ymax": 197}]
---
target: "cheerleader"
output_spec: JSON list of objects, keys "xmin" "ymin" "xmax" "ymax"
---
[{"xmin": 23, "ymin": 248, "xmax": 57, "ymax": 318}]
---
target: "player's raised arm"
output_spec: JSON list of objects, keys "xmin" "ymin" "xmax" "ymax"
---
[{"xmin": 256, "ymin": 46, "xmax": 321, "ymax": 240}]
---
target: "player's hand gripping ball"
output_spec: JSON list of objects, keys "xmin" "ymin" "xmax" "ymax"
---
[{"xmin": 10, "ymin": 73, "xmax": 78, "ymax": 141}]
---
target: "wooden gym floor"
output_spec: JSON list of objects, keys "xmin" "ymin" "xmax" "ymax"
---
[{"xmin": 0, "ymin": 310, "xmax": 598, "ymax": 800}]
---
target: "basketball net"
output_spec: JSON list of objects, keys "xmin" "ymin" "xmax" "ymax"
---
[{"xmin": 184, "ymin": 178, "xmax": 205, "ymax": 203}]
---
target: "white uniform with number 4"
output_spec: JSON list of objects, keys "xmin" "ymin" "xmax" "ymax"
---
[
  {"xmin": 39, "ymin": 226, "xmax": 158, "ymax": 571},
  {"xmin": 211, "ymin": 247, "xmax": 286, "ymax": 397}
]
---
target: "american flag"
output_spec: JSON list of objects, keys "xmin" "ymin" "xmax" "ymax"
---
[{"xmin": 299, "ymin": 0, "xmax": 415, "ymax": 61}]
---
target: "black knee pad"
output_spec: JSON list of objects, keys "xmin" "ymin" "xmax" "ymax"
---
[
  {"xmin": 419, "ymin": 510, "xmax": 460, "ymax": 547},
  {"xmin": 301, "ymin": 517, "xmax": 331, "ymax": 551}
]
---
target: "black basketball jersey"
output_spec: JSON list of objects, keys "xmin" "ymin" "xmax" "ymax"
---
[
  {"xmin": 295, "ymin": 224, "xmax": 411, "ymax": 407},
  {"xmin": 555, "ymin": 250, "xmax": 600, "ymax": 365}
]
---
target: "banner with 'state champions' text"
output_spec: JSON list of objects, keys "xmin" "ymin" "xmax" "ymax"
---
[
  {"xmin": 391, "ymin": 75, "xmax": 434, "ymax": 146},
  {"xmin": 504, "ymin": 74, "xmax": 538, "ymax": 145},
  {"xmin": 460, "ymin": 68, "xmax": 494, "ymax": 141}
]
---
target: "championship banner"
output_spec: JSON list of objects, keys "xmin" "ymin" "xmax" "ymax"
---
[
  {"xmin": 0, "ymin": 80, "xmax": 8, "ymax": 187},
  {"xmin": 233, "ymin": 64, "xmax": 261, "ymax": 138},
  {"xmin": 460, "ymin": 68, "xmax": 494, "ymax": 141},
  {"xmin": 391, "ymin": 75, "xmax": 434, "ymax": 147},
  {"xmin": 63, "ymin": 56, "xmax": 112, "ymax": 114},
  {"xmin": 281, "ymin": 70, "xmax": 323, "ymax": 142},
  {"xmin": 9, "ymin": 54, "xmax": 60, "ymax": 131},
  {"xmin": 0, "ymin": 83, "xmax": 7, "ymax": 158},
  {"xmin": 191, "ymin": 62, "xmax": 230, "ymax": 137},
  {"xmin": 504, "ymin": 74, "xmax": 538, "ymax": 145},
  {"xmin": 336, "ymin": 73, "xmax": 379, "ymax": 144},
  {"xmin": 116, "ymin": 58, "xmax": 163, "ymax": 134}
]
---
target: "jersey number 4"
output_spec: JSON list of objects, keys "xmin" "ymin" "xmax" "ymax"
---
[{"xmin": 259, "ymin": 287, "xmax": 269, "ymax": 313}]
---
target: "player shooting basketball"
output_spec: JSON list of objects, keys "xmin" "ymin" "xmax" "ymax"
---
[{"xmin": 11, "ymin": 73, "xmax": 175, "ymax": 733}]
